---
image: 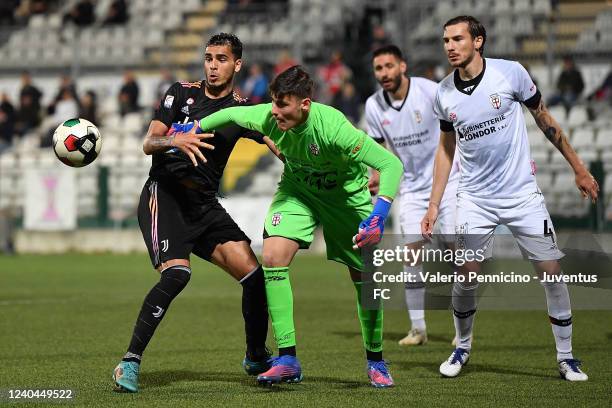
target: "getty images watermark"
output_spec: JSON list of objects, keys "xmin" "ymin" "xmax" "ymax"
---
[
  {"xmin": 358, "ymin": 233, "xmax": 612, "ymax": 310},
  {"xmin": 371, "ymin": 246, "xmax": 599, "ymax": 286}
]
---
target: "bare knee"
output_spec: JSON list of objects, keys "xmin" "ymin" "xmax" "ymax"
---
[
  {"xmin": 156, "ymin": 258, "xmax": 190, "ymax": 273},
  {"xmin": 262, "ymin": 237, "xmax": 299, "ymax": 268}
]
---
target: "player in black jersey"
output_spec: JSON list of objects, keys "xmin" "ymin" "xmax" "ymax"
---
[{"xmin": 112, "ymin": 33, "xmax": 279, "ymax": 393}]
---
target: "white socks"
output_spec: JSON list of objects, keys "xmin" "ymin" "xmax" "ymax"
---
[
  {"xmin": 542, "ymin": 280, "xmax": 573, "ymax": 361},
  {"xmin": 404, "ymin": 264, "xmax": 426, "ymax": 332},
  {"xmin": 452, "ymin": 281, "xmax": 478, "ymax": 350}
]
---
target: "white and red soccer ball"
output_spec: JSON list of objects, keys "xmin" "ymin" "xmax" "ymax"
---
[{"xmin": 52, "ymin": 118, "xmax": 102, "ymax": 167}]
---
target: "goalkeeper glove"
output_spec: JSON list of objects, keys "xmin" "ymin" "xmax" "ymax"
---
[
  {"xmin": 169, "ymin": 121, "xmax": 202, "ymax": 134},
  {"xmin": 352, "ymin": 197, "xmax": 391, "ymax": 249}
]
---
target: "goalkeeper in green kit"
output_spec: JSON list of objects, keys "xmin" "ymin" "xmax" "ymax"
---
[{"xmin": 188, "ymin": 65, "xmax": 402, "ymax": 388}]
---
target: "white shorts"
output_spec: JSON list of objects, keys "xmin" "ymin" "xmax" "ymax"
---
[
  {"xmin": 455, "ymin": 192, "xmax": 564, "ymax": 261},
  {"xmin": 399, "ymin": 192, "xmax": 456, "ymax": 244}
]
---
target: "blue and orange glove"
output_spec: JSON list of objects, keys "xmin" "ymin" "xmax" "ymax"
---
[{"xmin": 352, "ymin": 197, "xmax": 392, "ymax": 249}]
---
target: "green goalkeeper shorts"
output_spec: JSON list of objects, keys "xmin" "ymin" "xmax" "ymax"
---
[{"xmin": 263, "ymin": 182, "xmax": 373, "ymax": 271}]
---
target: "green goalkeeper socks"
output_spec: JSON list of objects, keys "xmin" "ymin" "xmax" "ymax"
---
[
  {"xmin": 263, "ymin": 266, "xmax": 296, "ymax": 349},
  {"xmin": 353, "ymin": 281, "xmax": 384, "ymax": 353}
]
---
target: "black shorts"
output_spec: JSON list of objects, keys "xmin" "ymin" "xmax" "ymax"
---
[{"xmin": 138, "ymin": 178, "xmax": 250, "ymax": 268}]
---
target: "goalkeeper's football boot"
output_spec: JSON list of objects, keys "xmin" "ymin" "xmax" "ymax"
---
[
  {"xmin": 558, "ymin": 359, "xmax": 588, "ymax": 381},
  {"xmin": 398, "ymin": 328, "xmax": 428, "ymax": 346},
  {"xmin": 242, "ymin": 347, "xmax": 273, "ymax": 376},
  {"xmin": 113, "ymin": 361, "xmax": 140, "ymax": 393},
  {"xmin": 367, "ymin": 360, "xmax": 394, "ymax": 388},
  {"xmin": 439, "ymin": 348, "xmax": 470, "ymax": 378},
  {"xmin": 256, "ymin": 355, "xmax": 303, "ymax": 385}
]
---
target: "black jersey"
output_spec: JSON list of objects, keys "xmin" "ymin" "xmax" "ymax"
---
[{"xmin": 151, "ymin": 80, "xmax": 264, "ymax": 197}]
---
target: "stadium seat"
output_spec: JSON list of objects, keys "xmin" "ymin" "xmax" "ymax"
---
[
  {"xmin": 572, "ymin": 128, "xmax": 595, "ymax": 149},
  {"xmin": 531, "ymin": 149, "xmax": 549, "ymax": 164},
  {"xmin": 597, "ymin": 129, "xmax": 612, "ymax": 150},
  {"xmin": 535, "ymin": 171, "xmax": 553, "ymax": 193},
  {"xmin": 554, "ymin": 172, "xmax": 577, "ymax": 193},
  {"xmin": 567, "ymin": 106, "xmax": 588, "ymax": 127}
]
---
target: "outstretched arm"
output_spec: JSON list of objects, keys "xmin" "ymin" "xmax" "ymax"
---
[{"xmin": 528, "ymin": 99, "xmax": 599, "ymax": 202}]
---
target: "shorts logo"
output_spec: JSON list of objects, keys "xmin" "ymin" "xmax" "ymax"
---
[
  {"xmin": 543, "ymin": 219, "xmax": 555, "ymax": 243},
  {"xmin": 161, "ymin": 239, "xmax": 169, "ymax": 252},
  {"xmin": 164, "ymin": 95, "xmax": 174, "ymax": 108},
  {"xmin": 152, "ymin": 306, "xmax": 165, "ymax": 318},
  {"xmin": 414, "ymin": 110, "xmax": 422, "ymax": 123},
  {"xmin": 186, "ymin": 97, "xmax": 194, "ymax": 105},
  {"xmin": 181, "ymin": 105, "xmax": 189, "ymax": 115},
  {"xmin": 309, "ymin": 143, "xmax": 320, "ymax": 156},
  {"xmin": 456, "ymin": 222, "xmax": 468, "ymax": 235},
  {"xmin": 456, "ymin": 222, "xmax": 468, "ymax": 250},
  {"xmin": 449, "ymin": 112, "xmax": 457, "ymax": 122},
  {"xmin": 490, "ymin": 93, "xmax": 501, "ymax": 109},
  {"xmin": 271, "ymin": 212, "xmax": 282, "ymax": 226}
]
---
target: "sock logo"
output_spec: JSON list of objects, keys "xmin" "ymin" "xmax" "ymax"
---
[
  {"xmin": 161, "ymin": 239, "xmax": 169, "ymax": 252},
  {"xmin": 152, "ymin": 306, "xmax": 165, "ymax": 318}
]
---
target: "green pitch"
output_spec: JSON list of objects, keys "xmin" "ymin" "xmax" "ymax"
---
[{"xmin": 1, "ymin": 254, "xmax": 610, "ymax": 407}]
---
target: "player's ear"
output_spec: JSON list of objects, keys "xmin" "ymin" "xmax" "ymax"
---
[
  {"xmin": 234, "ymin": 58, "xmax": 242, "ymax": 73},
  {"xmin": 400, "ymin": 60, "xmax": 407, "ymax": 74},
  {"xmin": 474, "ymin": 36, "xmax": 484, "ymax": 53},
  {"xmin": 300, "ymin": 97, "xmax": 311, "ymax": 112}
]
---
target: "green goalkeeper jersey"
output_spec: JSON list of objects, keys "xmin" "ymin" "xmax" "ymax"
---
[{"xmin": 198, "ymin": 102, "xmax": 402, "ymax": 199}]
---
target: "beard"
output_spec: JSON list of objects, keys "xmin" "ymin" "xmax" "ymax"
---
[
  {"xmin": 385, "ymin": 75, "xmax": 403, "ymax": 94},
  {"xmin": 205, "ymin": 77, "xmax": 232, "ymax": 94},
  {"xmin": 451, "ymin": 51, "xmax": 476, "ymax": 69}
]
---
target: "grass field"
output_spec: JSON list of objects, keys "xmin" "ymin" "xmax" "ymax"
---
[{"xmin": 1, "ymin": 254, "xmax": 610, "ymax": 407}]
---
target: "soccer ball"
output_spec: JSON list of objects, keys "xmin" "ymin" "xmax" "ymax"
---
[{"xmin": 53, "ymin": 118, "xmax": 102, "ymax": 167}]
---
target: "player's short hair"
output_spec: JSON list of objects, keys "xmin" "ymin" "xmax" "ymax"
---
[
  {"xmin": 372, "ymin": 44, "xmax": 404, "ymax": 61},
  {"xmin": 444, "ymin": 15, "xmax": 487, "ymax": 55},
  {"xmin": 269, "ymin": 65, "xmax": 314, "ymax": 99},
  {"xmin": 205, "ymin": 33, "xmax": 243, "ymax": 59}
]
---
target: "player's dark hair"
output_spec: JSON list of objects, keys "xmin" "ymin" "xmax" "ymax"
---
[
  {"xmin": 269, "ymin": 65, "xmax": 314, "ymax": 99},
  {"xmin": 372, "ymin": 44, "xmax": 404, "ymax": 61},
  {"xmin": 444, "ymin": 15, "xmax": 487, "ymax": 55},
  {"xmin": 205, "ymin": 32, "xmax": 243, "ymax": 59}
]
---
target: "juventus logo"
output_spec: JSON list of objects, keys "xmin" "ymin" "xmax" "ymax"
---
[
  {"xmin": 161, "ymin": 239, "xmax": 169, "ymax": 252},
  {"xmin": 152, "ymin": 306, "xmax": 165, "ymax": 318}
]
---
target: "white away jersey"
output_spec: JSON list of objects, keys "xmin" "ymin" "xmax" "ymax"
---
[
  {"xmin": 434, "ymin": 58, "xmax": 539, "ymax": 198},
  {"xmin": 366, "ymin": 77, "xmax": 459, "ymax": 197}
]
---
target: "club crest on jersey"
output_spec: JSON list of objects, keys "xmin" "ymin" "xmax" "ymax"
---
[
  {"xmin": 449, "ymin": 112, "xmax": 457, "ymax": 122},
  {"xmin": 381, "ymin": 118, "xmax": 391, "ymax": 126},
  {"xmin": 309, "ymin": 143, "xmax": 320, "ymax": 156},
  {"xmin": 186, "ymin": 98, "xmax": 194, "ymax": 105},
  {"xmin": 414, "ymin": 110, "xmax": 422, "ymax": 123},
  {"xmin": 490, "ymin": 93, "xmax": 502, "ymax": 109},
  {"xmin": 271, "ymin": 212, "xmax": 282, "ymax": 226},
  {"xmin": 164, "ymin": 95, "xmax": 174, "ymax": 108}
]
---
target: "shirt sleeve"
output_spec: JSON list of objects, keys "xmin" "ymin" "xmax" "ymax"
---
[
  {"xmin": 511, "ymin": 62, "xmax": 538, "ymax": 103},
  {"xmin": 153, "ymin": 82, "xmax": 181, "ymax": 128},
  {"xmin": 334, "ymin": 120, "xmax": 402, "ymax": 199},
  {"xmin": 364, "ymin": 99, "xmax": 386, "ymax": 144},
  {"xmin": 198, "ymin": 103, "xmax": 274, "ymax": 135}
]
